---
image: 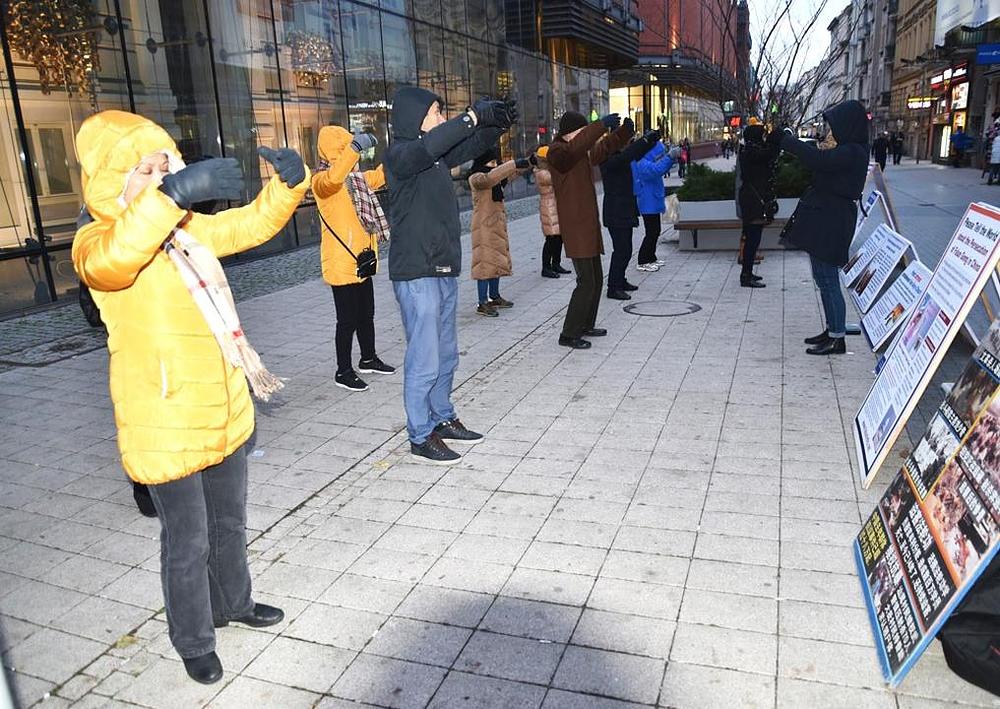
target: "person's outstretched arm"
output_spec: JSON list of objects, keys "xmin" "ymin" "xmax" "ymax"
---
[
  {"xmin": 546, "ymin": 122, "xmax": 608, "ymax": 173},
  {"xmin": 387, "ymin": 112, "xmax": 482, "ymax": 179},
  {"xmin": 590, "ymin": 122, "xmax": 636, "ymax": 166},
  {"xmin": 468, "ymin": 160, "xmax": 519, "ymax": 191},
  {"xmin": 781, "ymin": 132, "xmax": 859, "ymax": 172},
  {"xmin": 443, "ymin": 126, "xmax": 507, "ymax": 168}
]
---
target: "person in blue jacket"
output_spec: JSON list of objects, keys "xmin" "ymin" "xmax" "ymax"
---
[{"xmin": 632, "ymin": 140, "xmax": 679, "ymax": 271}]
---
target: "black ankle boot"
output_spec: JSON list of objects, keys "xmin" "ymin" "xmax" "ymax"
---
[
  {"xmin": 183, "ymin": 651, "xmax": 223, "ymax": 684},
  {"xmin": 214, "ymin": 603, "xmax": 284, "ymax": 629},
  {"xmin": 806, "ymin": 337, "xmax": 846, "ymax": 355},
  {"xmin": 132, "ymin": 482, "xmax": 157, "ymax": 518},
  {"xmin": 554, "ymin": 263, "xmax": 572, "ymax": 274},
  {"xmin": 804, "ymin": 330, "xmax": 830, "ymax": 345},
  {"xmin": 740, "ymin": 274, "xmax": 765, "ymax": 288}
]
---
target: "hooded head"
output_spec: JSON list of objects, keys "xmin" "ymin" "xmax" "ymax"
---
[
  {"xmin": 76, "ymin": 110, "xmax": 184, "ymax": 223},
  {"xmin": 822, "ymin": 100, "xmax": 869, "ymax": 146},
  {"xmin": 317, "ymin": 125, "xmax": 354, "ymax": 166},
  {"xmin": 742, "ymin": 124, "xmax": 766, "ymax": 147},
  {"xmin": 391, "ymin": 86, "xmax": 444, "ymax": 140}
]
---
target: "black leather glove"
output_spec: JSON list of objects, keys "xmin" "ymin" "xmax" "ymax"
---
[
  {"xmin": 159, "ymin": 158, "xmax": 243, "ymax": 209},
  {"xmin": 622, "ymin": 117, "xmax": 635, "ymax": 134},
  {"xmin": 258, "ymin": 146, "xmax": 306, "ymax": 187},
  {"xmin": 350, "ymin": 132, "xmax": 377, "ymax": 153},
  {"xmin": 643, "ymin": 129, "xmax": 662, "ymax": 143},
  {"xmin": 515, "ymin": 157, "xmax": 531, "ymax": 169},
  {"xmin": 471, "ymin": 97, "xmax": 508, "ymax": 128},
  {"xmin": 600, "ymin": 113, "xmax": 621, "ymax": 130},
  {"xmin": 528, "ymin": 153, "xmax": 539, "ymax": 167},
  {"xmin": 504, "ymin": 99, "xmax": 519, "ymax": 126}
]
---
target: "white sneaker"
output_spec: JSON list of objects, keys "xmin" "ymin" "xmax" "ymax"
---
[
  {"xmin": 655, "ymin": 259, "xmax": 666, "ymax": 266},
  {"xmin": 636, "ymin": 263, "xmax": 659, "ymax": 272}
]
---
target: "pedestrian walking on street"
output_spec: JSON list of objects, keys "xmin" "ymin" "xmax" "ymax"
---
[
  {"xmin": 533, "ymin": 145, "xmax": 571, "ymax": 278},
  {"xmin": 547, "ymin": 109, "xmax": 627, "ymax": 349},
  {"xmin": 385, "ymin": 86, "xmax": 515, "ymax": 464},
  {"xmin": 72, "ymin": 110, "xmax": 310, "ymax": 684},
  {"xmin": 313, "ymin": 126, "xmax": 396, "ymax": 393},
  {"xmin": 468, "ymin": 145, "xmax": 529, "ymax": 317},
  {"xmin": 678, "ymin": 139, "xmax": 690, "ymax": 178},
  {"xmin": 633, "ymin": 138, "xmax": 678, "ymax": 272},
  {"xmin": 872, "ymin": 132, "xmax": 889, "ymax": 172},
  {"xmin": 891, "ymin": 133, "xmax": 904, "ymax": 165},
  {"xmin": 988, "ymin": 119, "xmax": 1000, "ymax": 185},
  {"xmin": 735, "ymin": 123, "xmax": 780, "ymax": 288},
  {"xmin": 951, "ymin": 128, "xmax": 973, "ymax": 168},
  {"xmin": 601, "ymin": 124, "xmax": 661, "ymax": 299},
  {"xmin": 777, "ymin": 100, "xmax": 870, "ymax": 355}
]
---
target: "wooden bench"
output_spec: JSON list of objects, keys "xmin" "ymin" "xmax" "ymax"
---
[{"xmin": 674, "ymin": 198, "xmax": 799, "ymax": 251}]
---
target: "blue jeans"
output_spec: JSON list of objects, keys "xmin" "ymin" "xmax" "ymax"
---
[
  {"xmin": 810, "ymin": 255, "xmax": 846, "ymax": 338},
  {"xmin": 393, "ymin": 277, "xmax": 459, "ymax": 444},
  {"xmin": 476, "ymin": 277, "xmax": 500, "ymax": 304}
]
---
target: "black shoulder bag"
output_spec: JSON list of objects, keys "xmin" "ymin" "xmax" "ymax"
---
[{"xmin": 318, "ymin": 212, "xmax": 377, "ymax": 279}]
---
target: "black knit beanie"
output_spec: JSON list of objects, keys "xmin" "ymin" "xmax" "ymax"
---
[{"xmin": 558, "ymin": 111, "xmax": 588, "ymax": 137}]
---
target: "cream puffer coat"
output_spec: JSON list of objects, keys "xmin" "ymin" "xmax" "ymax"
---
[
  {"xmin": 469, "ymin": 160, "xmax": 519, "ymax": 280},
  {"xmin": 534, "ymin": 159, "xmax": 560, "ymax": 237}
]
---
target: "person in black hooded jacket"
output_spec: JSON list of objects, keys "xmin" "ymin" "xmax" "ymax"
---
[
  {"xmin": 384, "ymin": 87, "xmax": 514, "ymax": 464},
  {"xmin": 600, "ymin": 122, "xmax": 661, "ymax": 299},
  {"xmin": 735, "ymin": 124, "xmax": 780, "ymax": 288},
  {"xmin": 777, "ymin": 99, "xmax": 870, "ymax": 355}
]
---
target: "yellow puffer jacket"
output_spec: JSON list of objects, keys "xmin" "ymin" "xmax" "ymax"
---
[
  {"xmin": 71, "ymin": 110, "xmax": 309, "ymax": 485},
  {"xmin": 312, "ymin": 126, "xmax": 386, "ymax": 286}
]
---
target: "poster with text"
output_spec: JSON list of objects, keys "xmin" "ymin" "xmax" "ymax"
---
[
  {"xmin": 851, "ymin": 228, "xmax": 912, "ymax": 314},
  {"xmin": 855, "ymin": 203, "xmax": 1000, "ymax": 488},
  {"xmin": 857, "ymin": 189, "xmax": 884, "ymax": 232},
  {"xmin": 862, "ymin": 260, "xmax": 933, "ymax": 350},
  {"xmin": 843, "ymin": 223, "xmax": 893, "ymax": 289},
  {"xmin": 856, "ymin": 315, "xmax": 1000, "ymax": 686}
]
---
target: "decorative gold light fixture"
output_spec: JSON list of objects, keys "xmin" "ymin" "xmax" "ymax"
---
[
  {"xmin": 287, "ymin": 30, "xmax": 336, "ymax": 89},
  {"xmin": 6, "ymin": 0, "xmax": 105, "ymax": 97}
]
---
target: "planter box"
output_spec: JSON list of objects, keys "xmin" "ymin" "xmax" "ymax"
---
[{"xmin": 674, "ymin": 198, "xmax": 799, "ymax": 251}]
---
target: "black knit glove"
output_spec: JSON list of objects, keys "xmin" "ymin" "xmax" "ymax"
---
[
  {"xmin": 600, "ymin": 113, "xmax": 621, "ymax": 130},
  {"xmin": 515, "ymin": 157, "xmax": 531, "ymax": 169},
  {"xmin": 159, "ymin": 158, "xmax": 243, "ymax": 209},
  {"xmin": 471, "ymin": 97, "xmax": 509, "ymax": 128},
  {"xmin": 529, "ymin": 153, "xmax": 539, "ymax": 167},
  {"xmin": 643, "ymin": 129, "xmax": 662, "ymax": 143},
  {"xmin": 258, "ymin": 146, "xmax": 306, "ymax": 187}
]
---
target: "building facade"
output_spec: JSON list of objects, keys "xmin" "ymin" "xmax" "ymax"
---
[
  {"xmin": 607, "ymin": 0, "xmax": 749, "ymax": 151},
  {"xmin": 0, "ymin": 0, "xmax": 609, "ymax": 317},
  {"xmin": 889, "ymin": 0, "xmax": 937, "ymax": 160}
]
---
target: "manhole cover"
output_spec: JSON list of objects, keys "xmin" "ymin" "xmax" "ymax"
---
[{"xmin": 623, "ymin": 300, "xmax": 702, "ymax": 317}]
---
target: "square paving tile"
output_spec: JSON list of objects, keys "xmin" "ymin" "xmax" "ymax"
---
[
  {"xmin": 331, "ymin": 653, "xmax": 446, "ymax": 709},
  {"xmin": 455, "ymin": 630, "xmax": 564, "ymax": 684},
  {"xmin": 552, "ymin": 645, "xmax": 664, "ymax": 704}
]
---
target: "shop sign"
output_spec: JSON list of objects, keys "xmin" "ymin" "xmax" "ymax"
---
[
  {"xmin": 907, "ymin": 96, "xmax": 933, "ymax": 110},
  {"xmin": 930, "ymin": 64, "xmax": 969, "ymax": 89},
  {"xmin": 978, "ymin": 43, "xmax": 1000, "ymax": 65},
  {"xmin": 952, "ymin": 82, "xmax": 969, "ymax": 111}
]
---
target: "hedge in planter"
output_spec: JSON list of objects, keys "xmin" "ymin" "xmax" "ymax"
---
[{"xmin": 676, "ymin": 153, "xmax": 812, "ymax": 202}]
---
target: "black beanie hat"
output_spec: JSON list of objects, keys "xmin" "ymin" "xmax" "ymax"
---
[{"xmin": 558, "ymin": 111, "xmax": 588, "ymax": 137}]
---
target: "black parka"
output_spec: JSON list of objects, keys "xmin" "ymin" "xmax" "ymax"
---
[
  {"xmin": 599, "ymin": 131, "xmax": 659, "ymax": 229},
  {"xmin": 735, "ymin": 126, "xmax": 780, "ymax": 224},
  {"xmin": 780, "ymin": 100, "xmax": 870, "ymax": 267},
  {"xmin": 384, "ymin": 87, "xmax": 504, "ymax": 281}
]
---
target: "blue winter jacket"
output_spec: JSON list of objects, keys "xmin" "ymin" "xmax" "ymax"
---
[{"xmin": 631, "ymin": 142, "xmax": 673, "ymax": 215}]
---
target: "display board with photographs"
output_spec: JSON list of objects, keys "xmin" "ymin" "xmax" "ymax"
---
[
  {"xmin": 855, "ymin": 203, "xmax": 1000, "ymax": 488},
  {"xmin": 853, "ymin": 227, "xmax": 913, "ymax": 314},
  {"xmin": 856, "ymin": 315, "xmax": 1000, "ymax": 686},
  {"xmin": 862, "ymin": 260, "xmax": 933, "ymax": 350}
]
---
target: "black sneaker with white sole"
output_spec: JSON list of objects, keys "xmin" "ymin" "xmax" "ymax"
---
[
  {"xmin": 358, "ymin": 357, "xmax": 396, "ymax": 375},
  {"xmin": 434, "ymin": 418, "xmax": 484, "ymax": 444},
  {"xmin": 410, "ymin": 432, "xmax": 462, "ymax": 465},
  {"xmin": 335, "ymin": 370, "xmax": 369, "ymax": 392}
]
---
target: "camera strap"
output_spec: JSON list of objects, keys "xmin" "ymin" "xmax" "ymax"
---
[{"xmin": 318, "ymin": 210, "xmax": 373, "ymax": 259}]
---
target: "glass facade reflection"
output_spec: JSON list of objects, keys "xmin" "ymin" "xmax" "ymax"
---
[
  {"xmin": 609, "ymin": 84, "xmax": 724, "ymax": 144},
  {"xmin": 0, "ymin": 0, "xmax": 607, "ymax": 317}
]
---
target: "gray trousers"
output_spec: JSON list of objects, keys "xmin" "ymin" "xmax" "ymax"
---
[{"xmin": 147, "ymin": 446, "xmax": 254, "ymax": 658}]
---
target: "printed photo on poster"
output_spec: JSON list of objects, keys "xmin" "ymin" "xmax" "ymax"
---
[
  {"xmin": 862, "ymin": 260, "xmax": 933, "ymax": 350},
  {"xmin": 925, "ymin": 457, "xmax": 998, "ymax": 583},
  {"xmin": 965, "ymin": 394, "xmax": 1000, "ymax": 484},
  {"xmin": 902, "ymin": 294, "xmax": 942, "ymax": 354},
  {"xmin": 942, "ymin": 360, "xmax": 999, "ymax": 438},
  {"xmin": 910, "ymin": 413, "xmax": 960, "ymax": 498}
]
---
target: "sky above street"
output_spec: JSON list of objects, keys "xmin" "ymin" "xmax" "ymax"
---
[{"xmin": 749, "ymin": 0, "xmax": 845, "ymax": 79}]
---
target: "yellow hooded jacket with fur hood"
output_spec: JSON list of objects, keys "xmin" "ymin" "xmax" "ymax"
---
[
  {"xmin": 71, "ymin": 110, "xmax": 309, "ymax": 485},
  {"xmin": 312, "ymin": 126, "xmax": 386, "ymax": 286}
]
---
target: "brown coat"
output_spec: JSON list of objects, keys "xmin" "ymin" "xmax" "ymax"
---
[
  {"xmin": 534, "ymin": 163, "xmax": 560, "ymax": 236},
  {"xmin": 547, "ymin": 121, "xmax": 631, "ymax": 259},
  {"xmin": 469, "ymin": 160, "xmax": 519, "ymax": 280}
]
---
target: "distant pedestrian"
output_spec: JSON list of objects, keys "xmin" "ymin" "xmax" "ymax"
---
[
  {"xmin": 547, "ymin": 110, "xmax": 626, "ymax": 350},
  {"xmin": 735, "ymin": 124, "xmax": 780, "ymax": 288},
  {"xmin": 384, "ymin": 86, "xmax": 515, "ymax": 464},
  {"xmin": 632, "ymin": 138, "xmax": 678, "ymax": 272},
  {"xmin": 313, "ymin": 126, "xmax": 396, "ymax": 393},
  {"xmin": 532, "ymin": 146, "xmax": 571, "ymax": 278},
  {"xmin": 600, "ymin": 124, "xmax": 661, "ymax": 300},
  {"xmin": 989, "ymin": 121, "xmax": 1000, "ymax": 185},
  {"xmin": 777, "ymin": 100, "xmax": 870, "ymax": 355},
  {"xmin": 951, "ymin": 128, "xmax": 973, "ymax": 167},
  {"xmin": 891, "ymin": 133, "xmax": 904, "ymax": 165},
  {"xmin": 872, "ymin": 132, "xmax": 889, "ymax": 172},
  {"xmin": 468, "ymin": 145, "xmax": 529, "ymax": 316},
  {"xmin": 73, "ymin": 110, "xmax": 309, "ymax": 684}
]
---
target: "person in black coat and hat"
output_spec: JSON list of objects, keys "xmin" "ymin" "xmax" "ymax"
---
[
  {"xmin": 872, "ymin": 132, "xmax": 889, "ymax": 172},
  {"xmin": 775, "ymin": 100, "xmax": 870, "ymax": 355},
  {"xmin": 599, "ymin": 122, "xmax": 662, "ymax": 299},
  {"xmin": 735, "ymin": 124, "xmax": 780, "ymax": 288}
]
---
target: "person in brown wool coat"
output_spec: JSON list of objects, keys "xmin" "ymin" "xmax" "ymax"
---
[
  {"xmin": 468, "ymin": 146, "xmax": 530, "ymax": 316},
  {"xmin": 532, "ymin": 145, "xmax": 571, "ymax": 279},
  {"xmin": 546, "ymin": 110, "xmax": 631, "ymax": 350}
]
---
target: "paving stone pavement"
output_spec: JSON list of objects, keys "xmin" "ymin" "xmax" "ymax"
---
[{"xmin": 2, "ymin": 207, "xmax": 1000, "ymax": 709}]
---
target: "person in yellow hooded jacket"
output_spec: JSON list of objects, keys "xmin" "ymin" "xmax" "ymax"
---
[
  {"xmin": 312, "ymin": 126, "xmax": 395, "ymax": 392},
  {"xmin": 71, "ymin": 110, "xmax": 309, "ymax": 684}
]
